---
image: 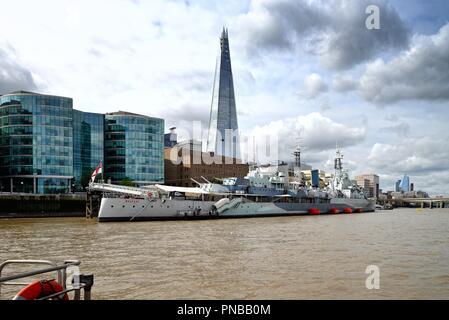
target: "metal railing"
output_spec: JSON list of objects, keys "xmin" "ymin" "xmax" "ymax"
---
[{"xmin": 0, "ymin": 260, "xmax": 94, "ymax": 300}]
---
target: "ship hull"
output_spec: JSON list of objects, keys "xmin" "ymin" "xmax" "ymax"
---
[{"xmin": 98, "ymin": 197, "xmax": 375, "ymax": 222}]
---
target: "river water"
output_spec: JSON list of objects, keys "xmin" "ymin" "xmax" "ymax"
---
[{"xmin": 1, "ymin": 208, "xmax": 448, "ymax": 300}]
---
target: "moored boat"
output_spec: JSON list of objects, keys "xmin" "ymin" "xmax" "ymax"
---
[{"xmin": 90, "ymin": 147, "xmax": 375, "ymax": 222}]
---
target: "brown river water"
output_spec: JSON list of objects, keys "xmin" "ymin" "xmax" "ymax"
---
[{"xmin": 1, "ymin": 208, "xmax": 448, "ymax": 300}]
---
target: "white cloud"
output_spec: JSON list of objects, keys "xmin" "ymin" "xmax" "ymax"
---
[
  {"xmin": 303, "ymin": 73, "xmax": 328, "ymax": 98},
  {"xmin": 244, "ymin": 112, "xmax": 366, "ymax": 164},
  {"xmin": 368, "ymin": 137, "xmax": 449, "ymax": 174},
  {"xmin": 331, "ymin": 75, "xmax": 358, "ymax": 92},
  {"xmin": 381, "ymin": 121, "xmax": 410, "ymax": 137},
  {"xmin": 0, "ymin": 45, "xmax": 38, "ymax": 94},
  {"xmin": 0, "ymin": 0, "xmax": 221, "ymax": 118},
  {"xmin": 234, "ymin": 0, "xmax": 409, "ymax": 70},
  {"xmin": 359, "ymin": 23, "xmax": 449, "ymax": 104}
]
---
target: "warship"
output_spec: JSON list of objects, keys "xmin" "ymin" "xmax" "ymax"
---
[{"xmin": 89, "ymin": 147, "xmax": 375, "ymax": 222}]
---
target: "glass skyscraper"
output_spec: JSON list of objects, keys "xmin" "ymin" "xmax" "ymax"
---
[
  {"xmin": 401, "ymin": 175, "xmax": 410, "ymax": 192},
  {"xmin": 72, "ymin": 110, "xmax": 104, "ymax": 191},
  {"xmin": 395, "ymin": 179, "xmax": 402, "ymax": 192},
  {"xmin": 104, "ymin": 112, "xmax": 164, "ymax": 185},
  {"xmin": 207, "ymin": 28, "xmax": 240, "ymax": 159},
  {"xmin": 0, "ymin": 91, "xmax": 73, "ymax": 193}
]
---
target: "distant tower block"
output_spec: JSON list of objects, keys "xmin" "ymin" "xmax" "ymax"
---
[{"xmin": 206, "ymin": 28, "xmax": 240, "ymax": 159}]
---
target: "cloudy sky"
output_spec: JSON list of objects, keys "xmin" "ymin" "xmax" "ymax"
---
[{"xmin": 1, "ymin": 0, "xmax": 448, "ymax": 195}]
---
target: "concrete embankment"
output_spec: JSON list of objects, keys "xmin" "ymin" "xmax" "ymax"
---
[{"xmin": 0, "ymin": 193, "xmax": 86, "ymax": 218}]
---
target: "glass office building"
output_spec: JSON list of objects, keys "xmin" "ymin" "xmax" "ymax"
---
[
  {"xmin": 0, "ymin": 91, "xmax": 73, "ymax": 193},
  {"xmin": 73, "ymin": 110, "xmax": 104, "ymax": 191},
  {"xmin": 104, "ymin": 112, "xmax": 164, "ymax": 185},
  {"xmin": 401, "ymin": 175, "xmax": 410, "ymax": 193},
  {"xmin": 0, "ymin": 91, "xmax": 164, "ymax": 193}
]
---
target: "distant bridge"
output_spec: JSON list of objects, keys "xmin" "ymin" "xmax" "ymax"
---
[{"xmin": 401, "ymin": 198, "xmax": 449, "ymax": 209}]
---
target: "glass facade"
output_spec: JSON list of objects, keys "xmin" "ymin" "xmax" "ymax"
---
[
  {"xmin": 0, "ymin": 91, "xmax": 165, "ymax": 193},
  {"xmin": 73, "ymin": 110, "xmax": 104, "ymax": 191},
  {"xmin": 206, "ymin": 28, "xmax": 240, "ymax": 159},
  {"xmin": 104, "ymin": 112, "xmax": 164, "ymax": 185},
  {"xmin": 401, "ymin": 175, "xmax": 410, "ymax": 192},
  {"xmin": 0, "ymin": 92, "xmax": 74, "ymax": 193}
]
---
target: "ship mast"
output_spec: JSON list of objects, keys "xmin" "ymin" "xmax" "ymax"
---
[
  {"xmin": 293, "ymin": 130, "xmax": 304, "ymax": 169},
  {"xmin": 332, "ymin": 143, "xmax": 344, "ymax": 191},
  {"xmin": 334, "ymin": 143, "xmax": 343, "ymax": 174}
]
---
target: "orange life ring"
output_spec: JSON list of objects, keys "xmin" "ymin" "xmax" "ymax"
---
[
  {"xmin": 13, "ymin": 279, "xmax": 69, "ymax": 300},
  {"xmin": 147, "ymin": 191, "xmax": 153, "ymax": 198}
]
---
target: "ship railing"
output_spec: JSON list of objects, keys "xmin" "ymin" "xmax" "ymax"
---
[{"xmin": 0, "ymin": 260, "xmax": 94, "ymax": 300}]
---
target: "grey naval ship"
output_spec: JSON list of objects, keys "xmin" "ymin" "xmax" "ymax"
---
[{"xmin": 90, "ymin": 148, "xmax": 375, "ymax": 222}]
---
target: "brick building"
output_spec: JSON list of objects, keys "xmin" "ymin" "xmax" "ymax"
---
[{"xmin": 164, "ymin": 144, "xmax": 248, "ymax": 187}]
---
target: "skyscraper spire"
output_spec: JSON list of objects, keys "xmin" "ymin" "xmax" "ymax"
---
[{"xmin": 207, "ymin": 28, "xmax": 240, "ymax": 159}]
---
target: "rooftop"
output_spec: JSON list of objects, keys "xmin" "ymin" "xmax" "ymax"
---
[
  {"xmin": 105, "ymin": 111, "xmax": 164, "ymax": 121},
  {"xmin": 0, "ymin": 90, "xmax": 72, "ymax": 100},
  {"xmin": 106, "ymin": 110, "xmax": 147, "ymax": 117}
]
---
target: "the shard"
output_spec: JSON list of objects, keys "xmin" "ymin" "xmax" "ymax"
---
[{"xmin": 206, "ymin": 28, "xmax": 240, "ymax": 159}]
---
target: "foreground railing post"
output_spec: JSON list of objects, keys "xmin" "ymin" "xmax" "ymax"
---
[{"xmin": 80, "ymin": 274, "xmax": 94, "ymax": 300}]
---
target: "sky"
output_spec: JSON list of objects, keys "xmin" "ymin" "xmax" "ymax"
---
[{"xmin": 0, "ymin": 0, "xmax": 448, "ymax": 195}]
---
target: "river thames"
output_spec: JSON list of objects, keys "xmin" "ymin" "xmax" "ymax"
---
[{"xmin": 1, "ymin": 208, "xmax": 448, "ymax": 300}]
